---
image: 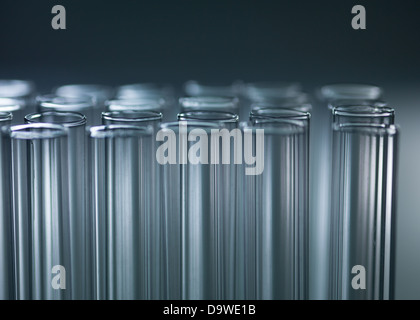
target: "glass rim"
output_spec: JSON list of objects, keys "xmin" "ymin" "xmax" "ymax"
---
[
  {"xmin": 89, "ymin": 124, "xmax": 153, "ymax": 138},
  {"xmin": 102, "ymin": 110, "xmax": 163, "ymax": 122},
  {"xmin": 179, "ymin": 96, "xmax": 239, "ymax": 109},
  {"xmin": 178, "ymin": 110, "xmax": 239, "ymax": 123},
  {"xmin": 106, "ymin": 98, "xmax": 165, "ymax": 111},
  {"xmin": 250, "ymin": 108, "xmax": 310, "ymax": 121},
  {"xmin": 37, "ymin": 94, "xmax": 94, "ymax": 111},
  {"xmin": 0, "ymin": 112, "xmax": 13, "ymax": 122},
  {"xmin": 25, "ymin": 111, "xmax": 87, "ymax": 127},
  {"xmin": 333, "ymin": 105, "xmax": 394, "ymax": 118},
  {"xmin": 160, "ymin": 120, "xmax": 225, "ymax": 132},
  {"xmin": 320, "ymin": 83, "xmax": 383, "ymax": 100},
  {"xmin": 0, "ymin": 97, "xmax": 25, "ymax": 111},
  {"xmin": 7, "ymin": 123, "xmax": 68, "ymax": 140},
  {"xmin": 333, "ymin": 123, "xmax": 398, "ymax": 135}
]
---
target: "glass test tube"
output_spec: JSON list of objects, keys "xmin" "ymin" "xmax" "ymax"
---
[
  {"xmin": 101, "ymin": 109, "xmax": 164, "ymax": 299},
  {"xmin": 55, "ymin": 84, "xmax": 114, "ymax": 125},
  {"xmin": 328, "ymin": 107, "xmax": 398, "ymax": 300},
  {"xmin": 177, "ymin": 111, "xmax": 239, "ymax": 299},
  {"xmin": 25, "ymin": 111, "xmax": 91, "ymax": 299},
  {"xmin": 89, "ymin": 125, "xmax": 153, "ymax": 300},
  {"xmin": 37, "ymin": 94, "xmax": 95, "ymax": 126},
  {"xmin": 310, "ymin": 84, "xmax": 384, "ymax": 299},
  {"xmin": 0, "ymin": 112, "xmax": 14, "ymax": 300},
  {"xmin": 9, "ymin": 123, "xmax": 69, "ymax": 300},
  {"xmin": 245, "ymin": 109, "xmax": 310, "ymax": 300}
]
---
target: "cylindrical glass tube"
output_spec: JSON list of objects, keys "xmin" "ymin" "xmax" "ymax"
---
[
  {"xmin": 55, "ymin": 84, "xmax": 114, "ymax": 125},
  {"xmin": 9, "ymin": 123, "xmax": 69, "ymax": 300},
  {"xmin": 0, "ymin": 80, "xmax": 36, "ymax": 123},
  {"xmin": 243, "ymin": 110, "xmax": 310, "ymax": 300},
  {"xmin": 328, "ymin": 106, "xmax": 398, "ymax": 300},
  {"xmin": 0, "ymin": 112, "xmax": 14, "ymax": 300},
  {"xmin": 37, "ymin": 94, "xmax": 95, "ymax": 126},
  {"xmin": 179, "ymin": 97, "xmax": 240, "ymax": 117},
  {"xmin": 310, "ymin": 84, "xmax": 385, "ymax": 299},
  {"xmin": 177, "ymin": 111, "xmax": 239, "ymax": 299},
  {"xmin": 24, "ymin": 111, "xmax": 91, "ymax": 299},
  {"xmin": 89, "ymin": 125, "xmax": 154, "ymax": 300}
]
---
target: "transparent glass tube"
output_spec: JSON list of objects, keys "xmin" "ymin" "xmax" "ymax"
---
[
  {"xmin": 37, "ymin": 94, "xmax": 95, "ymax": 126},
  {"xmin": 9, "ymin": 123, "xmax": 69, "ymax": 300},
  {"xmin": 328, "ymin": 106, "xmax": 397, "ymax": 300},
  {"xmin": 243, "ymin": 111, "xmax": 309, "ymax": 300},
  {"xmin": 310, "ymin": 85, "xmax": 385, "ymax": 299},
  {"xmin": 89, "ymin": 125, "xmax": 154, "ymax": 300},
  {"xmin": 55, "ymin": 84, "xmax": 114, "ymax": 125},
  {"xmin": 177, "ymin": 112, "xmax": 238, "ymax": 299},
  {"xmin": 0, "ymin": 112, "xmax": 14, "ymax": 300},
  {"xmin": 179, "ymin": 96, "xmax": 240, "ymax": 117},
  {"xmin": 0, "ymin": 80, "xmax": 36, "ymax": 123},
  {"xmin": 24, "ymin": 111, "xmax": 91, "ymax": 299}
]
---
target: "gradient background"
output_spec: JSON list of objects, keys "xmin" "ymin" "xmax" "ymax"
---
[{"xmin": 1, "ymin": 0, "xmax": 419, "ymax": 299}]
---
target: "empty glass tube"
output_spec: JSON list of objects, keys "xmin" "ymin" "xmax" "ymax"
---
[
  {"xmin": 328, "ymin": 107, "xmax": 398, "ymax": 300},
  {"xmin": 310, "ymin": 84, "xmax": 385, "ymax": 299},
  {"xmin": 37, "ymin": 94, "xmax": 95, "ymax": 125},
  {"xmin": 177, "ymin": 111, "xmax": 239, "ymax": 299},
  {"xmin": 55, "ymin": 84, "xmax": 114, "ymax": 125},
  {"xmin": 0, "ymin": 112, "xmax": 14, "ymax": 300},
  {"xmin": 89, "ymin": 125, "xmax": 154, "ymax": 300},
  {"xmin": 9, "ymin": 123, "xmax": 69, "ymax": 300},
  {"xmin": 245, "ymin": 109, "xmax": 309, "ymax": 300},
  {"xmin": 24, "ymin": 111, "xmax": 91, "ymax": 300}
]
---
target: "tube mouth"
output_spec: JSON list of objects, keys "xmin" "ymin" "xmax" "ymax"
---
[
  {"xmin": 0, "ymin": 79, "xmax": 35, "ymax": 97},
  {"xmin": 320, "ymin": 83, "xmax": 383, "ymax": 101},
  {"xmin": 37, "ymin": 94, "xmax": 94, "ymax": 111},
  {"xmin": 8, "ymin": 123, "xmax": 67, "ymax": 140},
  {"xmin": 250, "ymin": 108, "xmax": 310, "ymax": 121},
  {"xmin": 333, "ymin": 105, "xmax": 395, "ymax": 118},
  {"xmin": 25, "ymin": 111, "xmax": 87, "ymax": 128},
  {"xmin": 102, "ymin": 110, "xmax": 163, "ymax": 122},
  {"xmin": 184, "ymin": 80, "xmax": 240, "ymax": 96},
  {"xmin": 334, "ymin": 123, "xmax": 398, "ymax": 136},
  {"xmin": 241, "ymin": 120, "xmax": 306, "ymax": 135},
  {"xmin": 178, "ymin": 110, "xmax": 239, "ymax": 123},
  {"xmin": 106, "ymin": 98, "xmax": 165, "ymax": 111},
  {"xmin": 179, "ymin": 96, "xmax": 239, "ymax": 110},
  {"xmin": 328, "ymin": 99, "xmax": 387, "ymax": 110},
  {"xmin": 55, "ymin": 84, "xmax": 114, "ymax": 100},
  {"xmin": 0, "ymin": 97, "xmax": 24, "ymax": 112},
  {"xmin": 252, "ymin": 101, "xmax": 312, "ymax": 113},
  {"xmin": 89, "ymin": 124, "xmax": 153, "ymax": 138},
  {"xmin": 0, "ymin": 112, "xmax": 13, "ymax": 122}
]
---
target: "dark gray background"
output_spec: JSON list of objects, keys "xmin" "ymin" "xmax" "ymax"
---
[{"xmin": 1, "ymin": 0, "xmax": 420, "ymax": 299}]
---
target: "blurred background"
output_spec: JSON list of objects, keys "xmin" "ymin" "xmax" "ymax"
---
[{"xmin": 1, "ymin": 0, "xmax": 419, "ymax": 298}]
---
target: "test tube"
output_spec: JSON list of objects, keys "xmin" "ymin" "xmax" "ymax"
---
[
  {"xmin": 0, "ymin": 112, "xmax": 14, "ymax": 300},
  {"xmin": 89, "ymin": 125, "xmax": 154, "ymax": 300},
  {"xmin": 245, "ymin": 109, "xmax": 310, "ymax": 300},
  {"xmin": 177, "ymin": 111, "xmax": 238, "ymax": 299},
  {"xmin": 310, "ymin": 83, "xmax": 385, "ymax": 299},
  {"xmin": 102, "ymin": 110, "xmax": 163, "ymax": 299},
  {"xmin": 328, "ymin": 107, "xmax": 398, "ymax": 300},
  {"xmin": 9, "ymin": 123, "xmax": 69, "ymax": 300},
  {"xmin": 37, "ymin": 94, "xmax": 95, "ymax": 125},
  {"xmin": 55, "ymin": 84, "xmax": 114, "ymax": 125},
  {"xmin": 24, "ymin": 111, "xmax": 91, "ymax": 299}
]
